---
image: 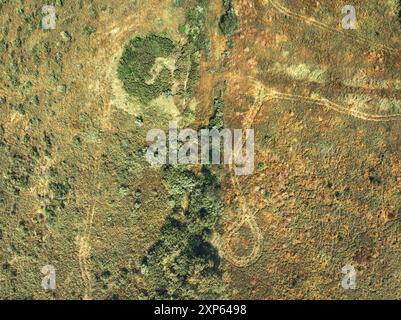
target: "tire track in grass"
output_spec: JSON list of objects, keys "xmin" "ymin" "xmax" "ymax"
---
[{"xmin": 265, "ymin": 0, "xmax": 399, "ymax": 55}]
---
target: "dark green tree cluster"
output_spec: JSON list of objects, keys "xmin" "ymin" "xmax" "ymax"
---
[
  {"xmin": 117, "ymin": 35, "xmax": 175, "ymax": 104},
  {"xmin": 219, "ymin": 0, "xmax": 239, "ymax": 36},
  {"xmin": 179, "ymin": 0, "xmax": 210, "ymax": 52},
  {"xmin": 173, "ymin": 44, "xmax": 199, "ymax": 103},
  {"xmin": 141, "ymin": 166, "xmax": 224, "ymax": 299},
  {"xmin": 208, "ymin": 84, "xmax": 227, "ymax": 130},
  {"xmin": 174, "ymin": 0, "xmax": 212, "ymax": 106}
]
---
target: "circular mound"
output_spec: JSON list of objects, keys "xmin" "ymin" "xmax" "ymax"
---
[{"xmin": 117, "ymin": 34, "xmax": 176, "ymax": 104}]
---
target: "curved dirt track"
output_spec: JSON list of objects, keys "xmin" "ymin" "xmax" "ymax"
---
[
  {"xmin": 221, "ymin": 75, "xmax": 401, "ymax": 268},
  {"xmin": 264, "ymin": 0, "xmax": 399, "ymax": 55}
]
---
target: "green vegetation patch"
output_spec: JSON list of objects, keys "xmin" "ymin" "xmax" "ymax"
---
[
  {"xmin": 141, "ymin": 166, "xmax": 224, "ymax": 299},
  {"xmin": 219, "ymin": 0, "xmax": 239, "ymax": 36},
  {"xmin": 117, "ymin": 34, "xmax": 175, "ymax": 104},
  {"xmin": 174, "ymin": 43, "xmax": 201, "ymax": 105},
  {"xmin": 179, "ymin": 0, "xmax": 210, "ymax": 52}
]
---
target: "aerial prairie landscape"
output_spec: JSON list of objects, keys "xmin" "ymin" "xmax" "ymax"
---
[{"xmin": 0, "ymin": 0, "xmax": 400, "ymax": 300}]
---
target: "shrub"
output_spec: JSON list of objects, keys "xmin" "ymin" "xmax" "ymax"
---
[{"xmin": 219, "ymin": 0, "xmax": 239, "ymax": 36}]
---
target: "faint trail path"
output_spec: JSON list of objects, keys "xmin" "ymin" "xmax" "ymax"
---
[
  {"xmin": 222, "ymin": 75, "xmax": 401, "ymax": 268},
  {"xmin": 76, "ymin": 39, "xmax": 117, "ymax": 300},
  {"xmin": 265, "ymin": 0, "xmax": 399, "ymax": 55},
  {"xmin": 268, "ymin": 92, "xmax": 401, "ymax": 121},
  {"xmin": 222, "ymin": 176, "xmax": 264, "ymax": 267},
  {"xmin": 222, "ymin": 82, "xmax": 267, "ymax": 268},
  {"xmin": 255, "ymin": 81, "xmax": 401, "ymax": 121},
  {"xmin": 76, "ymin": 11, "xmax": 189, "ymax": 295},
  {"xmin": 77, "ymin": 201, "xmax": 97, "ymax": 300}
]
